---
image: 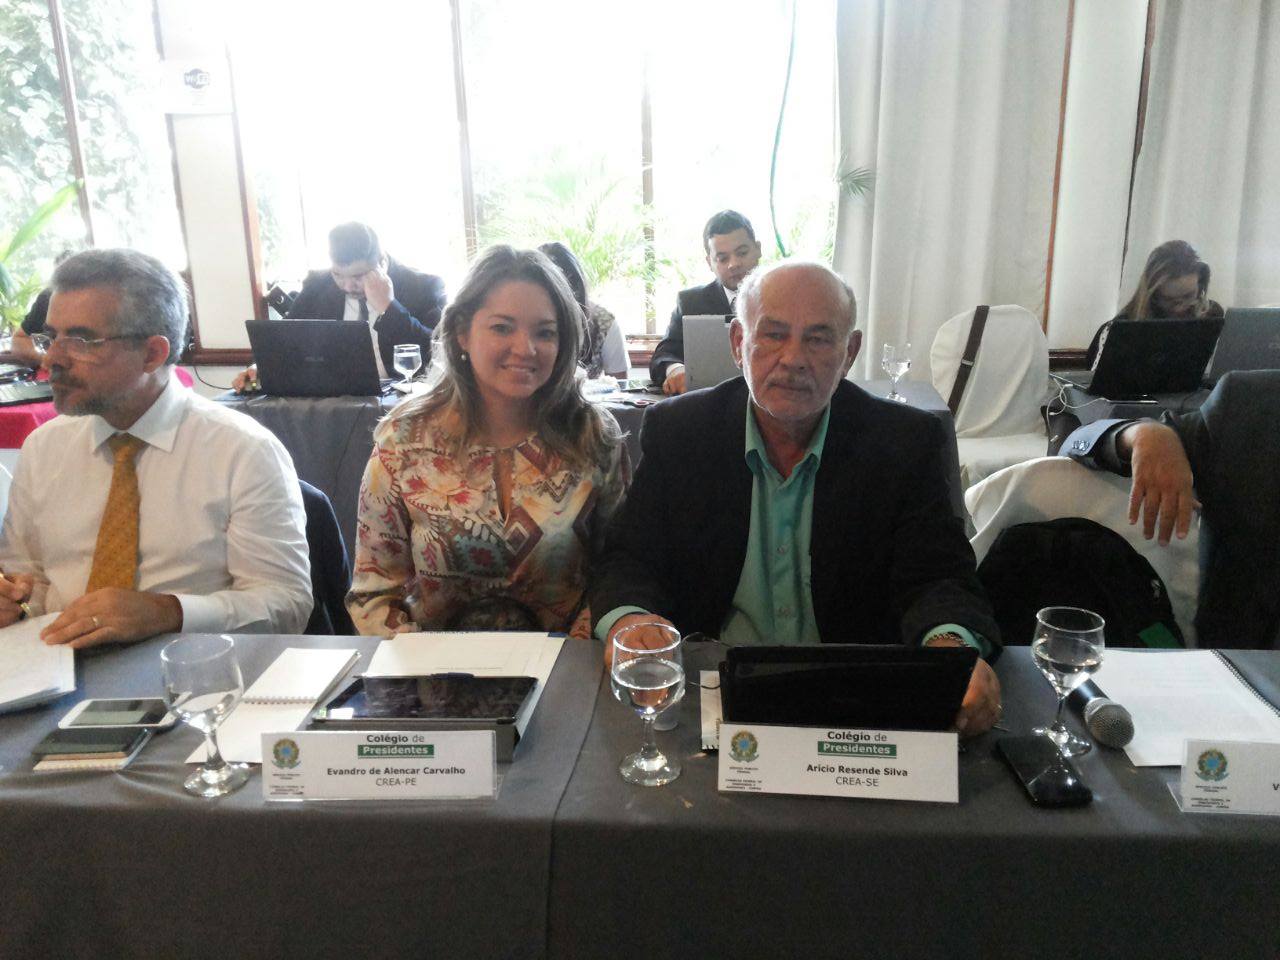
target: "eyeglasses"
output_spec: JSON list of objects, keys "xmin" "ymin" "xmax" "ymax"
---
[{"xmin": 30, "ymin": 332, "xmax": 147, "ymax": 359}]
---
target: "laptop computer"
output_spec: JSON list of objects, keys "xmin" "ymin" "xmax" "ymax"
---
[
  {"xmin": 718, "ymin": 644, "xmax": 978, "ymax": 731},
  {"xmin": 1060, "ymin": 317, "xmax": 1224, "ymax": 398},
  {"xmin": 1205, "ymin": 307, "xmax": 1280, "ymax": 383},
  {"xmin": 0, "ymin": 381, "xmax": 53, "ymax": 406},
  {"xmin": 683, "ymin": 314, "xmax": 740, "ymax": 391},
  {"xmin": 246, "ymin": 319, "xmax": 382, "ymax": 397}
]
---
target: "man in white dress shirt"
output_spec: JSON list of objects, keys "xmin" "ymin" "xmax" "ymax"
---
[{"xmin": 0, "ymin": 249, "xmax": 312, "ymax": 647}]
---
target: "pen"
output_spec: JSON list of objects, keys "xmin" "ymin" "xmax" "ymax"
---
[{"xmin": 0, "ymin": 570, "xmax": 34, "ymax": 620}]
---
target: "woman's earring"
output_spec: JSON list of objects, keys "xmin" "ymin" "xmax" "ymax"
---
[{"xmin": 460, "ymin": 351, "xmax": 469, "ymax": 363}]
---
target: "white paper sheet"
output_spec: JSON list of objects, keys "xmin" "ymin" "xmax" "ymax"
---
[
  {"xmin": 244, "ymin": 647, "xmax": 359, "ymax": 702},
  {"xmin": 1095, "ymin": 650, "xmax": 1280, "ymax": 766},
  {"xmin": 365, "ymin": 632, "xmax": 564, "ymax": 736},
  {"xmin": 0, "ymin": 613, "xmax": 75, "ymax": 714}
]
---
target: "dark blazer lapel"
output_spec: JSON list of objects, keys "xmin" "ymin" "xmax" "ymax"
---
[
  {"xmin": 691, "ymin": 381, "xmax": 754, "ymax": 631},
  {"xmin": 810, "ymin": 385, "xmax": 880, "ymax": 622},
  {"xmin": 707, "ymin": 279, "xmax": 731, "ymax": 315}
]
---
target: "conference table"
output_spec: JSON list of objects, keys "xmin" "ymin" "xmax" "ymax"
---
[
  {"xmin": 1, "ymin": 633, "xmax": 1277, "ymax": 959},
  {"xmin": 218, "ymin": 377, "xmax": 965, "ymax": 550}
]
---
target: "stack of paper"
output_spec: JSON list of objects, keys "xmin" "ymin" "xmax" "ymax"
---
[
  {"xmin": 188, "ymin": 647, "xmax": 358, "ymax": 765},
  {"xmin": 365, "ymin": 632, "xmax": 563, "ymax": 736},
  {"xmin": 1095, "ymin": 650, "xmax": 1280, "ymax": 766},
  {"xmin": 0, "ymin": 613, "xmax": 75, "ymax": 714}
]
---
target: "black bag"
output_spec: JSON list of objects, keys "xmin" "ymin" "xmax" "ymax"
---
[{"xmin": 977, "ymin": 518, "xmax": 1184, "ymax": 648}]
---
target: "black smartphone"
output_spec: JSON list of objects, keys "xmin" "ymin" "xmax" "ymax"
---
[
  {"xmin": 33, "ymin": 726, "xmax": 152, "ymax": 760},
  {"xmin": 997, "ymin": 735, "xmax": 1093, "ymax": 807}
]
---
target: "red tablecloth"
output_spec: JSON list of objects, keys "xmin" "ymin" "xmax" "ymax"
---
[{"xmin": 0, "ymin": 367, "xmax": 194, "ymax": 450}]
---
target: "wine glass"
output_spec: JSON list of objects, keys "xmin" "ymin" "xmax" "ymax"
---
[
  {"xmin": 393, "ymin": 343, "xmax": 422, "ymax": 385},
  {"xmin": 1031, "ymin": 606, "xmax": 1105, "ymax": 757},
  {"xmin": 881, "ymin": 342, "xmax": 912, "ymax": 403},
  {"xmin": 610, "ymin": 623, "xmax": 685, "ymax": 786},
  {"xmin": 161, "ymin": 634, "xmax": 250, "ymax": 798}
]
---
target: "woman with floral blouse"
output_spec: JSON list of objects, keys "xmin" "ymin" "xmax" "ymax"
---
[{"xmin": 347, "ymin": 245, "xmax": 630, "ymax": 637}]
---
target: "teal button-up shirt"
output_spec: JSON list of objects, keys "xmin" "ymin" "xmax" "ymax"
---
[{"xmin": 720, "ymin": 404, "xmax": 829, "ymax": 645}]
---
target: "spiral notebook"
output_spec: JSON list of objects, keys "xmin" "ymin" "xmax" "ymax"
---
[
  {"xmin": 1094, "ymin": 650, "xmax": 1280, "ymax": 766},
  {"xmin": 186, "ymin": 647, "xmax": 358, "ymax": 765}
]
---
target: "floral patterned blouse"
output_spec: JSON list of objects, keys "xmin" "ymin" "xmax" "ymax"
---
[{"xmin": 347, "ymin": 407, "xmax": 629, "ymax": 636}]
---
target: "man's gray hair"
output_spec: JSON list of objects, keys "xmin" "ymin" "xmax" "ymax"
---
[
  {"xmin": 51, "ymin": 249, "xmax": 188, "ymax": 364},
  {"xmin": 735, "ymin": 260, "xmax": 858, "ymax": 335}
]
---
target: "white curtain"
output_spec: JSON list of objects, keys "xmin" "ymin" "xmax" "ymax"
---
[
  {"xmin": 1121, "ymin": 0, "xmax": 1280, "ymax": 309},
  {"xmin": 832, "ymin": 1, "xmax": 1069, "ymax": 378}
]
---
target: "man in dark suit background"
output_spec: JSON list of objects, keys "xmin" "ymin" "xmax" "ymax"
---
[
  {"xmin": 233, "ymin": 222, "xmax": 446, "ymax": 391},
  {"xmin": 1064, "ymin": 370, "xmax": 1280, "ymax": 648},
  {"xmin": 596, "ymin": 260, "xmax": 1002, "ymax": 735},
  {"xmin": 649, "ymin": 209, "xmax": 763, "ymax": 395}
]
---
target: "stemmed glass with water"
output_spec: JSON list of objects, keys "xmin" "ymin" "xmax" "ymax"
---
[
  {"xmin": 610, "ymin": 623, "xmax": 685, "ymax": 786},
  {"xmin": 161, "ymin": 634, "xmax": 250, "ymax": 798},
  {"xmin": 1031, "ymin": 606, "xmax": 1105, "ymax": 757},
  {"xmin": 881, "ymin": 342, "xmax": 911, "ymax": 402},
  {"xmin": 393, "ymin": 343, "xmax": 422, "ymax": 385}
]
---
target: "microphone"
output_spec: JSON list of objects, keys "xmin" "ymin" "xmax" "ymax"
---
[{"xmin": 1069, "ymin": 680, "xmax": 1135, "ymax": 748}]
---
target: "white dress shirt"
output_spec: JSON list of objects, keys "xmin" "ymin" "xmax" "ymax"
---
[
  {"xmin": 343, "ymin": 295, "xmax": 389, "ymax": 379},
  {"xmin": 0, "ymin": 372, "xmax": 312, "ymax": 634}
]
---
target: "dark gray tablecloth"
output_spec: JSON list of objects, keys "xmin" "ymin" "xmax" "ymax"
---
[
  {"xmin": 0, "ymin": 633, "xmax": 602, "ymax": 960},
  {"xmin": 547, "ymin": 645, "xmax": 1280, "ymax": 960},
  {"xmin": 219, "ymin": 379, "xmax": 963, "ymax": 551},
  {"xmin": 1056, "ymin": 376, "xmax": 1211, "ymax": 426}
]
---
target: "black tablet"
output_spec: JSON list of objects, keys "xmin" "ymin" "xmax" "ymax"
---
[
  {"xmin": 718, "ymin": 644, "xmax": 977, "ymax": 731},
  {"xmin": 313, "ymin": 675, "xmax": 537, "ymax": 725}
]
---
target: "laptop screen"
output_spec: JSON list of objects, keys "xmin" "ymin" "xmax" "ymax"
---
[{"xmin": 245, "ymin": 319, "xmax": 382, "ymax": 397}]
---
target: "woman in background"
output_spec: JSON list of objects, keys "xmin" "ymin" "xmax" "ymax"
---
[
  {"xmin": 1086, "ymin": 239, "xmax": 1224, "ymax": 367},
  {"xmin": 347, "ymin": 245, "xmax": 629, "ymax": 637},
  {"xmin": 538, "ymin": 241, "xmax": 629, "ymax": 381}
]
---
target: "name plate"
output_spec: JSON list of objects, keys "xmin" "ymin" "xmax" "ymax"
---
[
  {"xmin": 717, "ymin": 724, "xmax": 958, "ymax": 803},
  {"xmin": 1180, "ymin": 739, "xmax": 1280, "ymax": 816},
  {"xmin": 262, "ymin": 730, "xmax": 496, "ymax": 802}
]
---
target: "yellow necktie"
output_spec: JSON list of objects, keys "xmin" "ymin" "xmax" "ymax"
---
[{"xmin": 86, "ymin": 433, "xmax": 147, "ymax": 593}]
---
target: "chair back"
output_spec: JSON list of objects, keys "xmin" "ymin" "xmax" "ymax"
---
[
  {"xmin": 298, "ymin": 479, "xmax": 355, "ymax": 635},
  {"xmin": 930, "ymin": 305, "xmax": 1048, "ymax": 438},
  {"xmin": 966, "ymin": 457, "xmax": 1200, "ymax": 643}
]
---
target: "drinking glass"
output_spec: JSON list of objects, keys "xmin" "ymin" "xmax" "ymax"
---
[
  {"xmin": 610, "ymin": 623, "xmax": 685, "ymax": 786},
  {"xmin": 881, "ymin": 342, "xmax": 912, "ymax": 403},
  {"xmin": 393, "ymin": 343, "xmax": 422, "ymax": 384},
  {"xmin": 1031, "ymin": 606, "xmax": 1105, "ymax": 757},
  {"xmin": 161, "ymin": 634, "xmax": 250, "ymax": 798}
]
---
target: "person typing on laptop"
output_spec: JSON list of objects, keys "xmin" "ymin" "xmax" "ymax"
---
[
  {"xmin": 1085, "ymin": 239, "xmax": 1224, "ymax": 368},
  {"xmin": 233, "ymin": 222, "xmax": 446, "ymax": 392},
  {"xmin": 649, "ymin": 210, "xmax": 762, "ymax": 396},
  {"xmin": 593, "ymin": 260, "xmax": 1003, "ymax": 735}
]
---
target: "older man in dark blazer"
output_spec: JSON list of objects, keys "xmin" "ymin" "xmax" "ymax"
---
[
  {"xmin": 234, "ymin": 222, "xmax": 445, "ymax": 391},
  {"xmin": 596, "ymin": 260, "xmax": 1002, "ymax": 735},
  {"xmin": 1064, "ymin": 370, "xmax": 1280, "ymax": 648},
  {"xmin": 649, "ymin": 210, "xmax": 762, "ymax": 395}
]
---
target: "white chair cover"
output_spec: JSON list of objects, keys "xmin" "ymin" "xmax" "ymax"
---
[
  {"xmin": 931, "ymin": 304, "xmax": 1049, "ymax": 437},
  {"xmin": 931, "ymin": 304, "xmax": 1050, "ymax": 487},
  {"xmin": 965, "ymin": 456, "xmax": 1200, "ymax": 644}
]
